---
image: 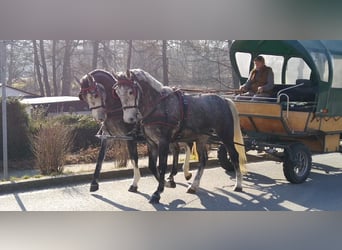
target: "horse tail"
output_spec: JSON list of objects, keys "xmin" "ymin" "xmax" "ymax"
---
[{"xmin": 225, "ymin": 98, "xmax": 247, "ymax": 175}]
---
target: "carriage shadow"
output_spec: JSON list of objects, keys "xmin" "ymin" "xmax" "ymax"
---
[{"xmin": 311, "ymin": 161, "xmax": 342, "ymax": 174}]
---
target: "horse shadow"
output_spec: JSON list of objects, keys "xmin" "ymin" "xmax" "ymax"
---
[
  {"xmin": 89, "ymin": 161, "xmax": 342, "ymax": 211},
  {"xmin": 91, "ymin": 193, "xmax": 141, "ymax": 211}
]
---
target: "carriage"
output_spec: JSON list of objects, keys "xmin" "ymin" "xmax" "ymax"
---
[{"xmin": 218, "ymin": 40, "xmax": 342, "ymax": 184}]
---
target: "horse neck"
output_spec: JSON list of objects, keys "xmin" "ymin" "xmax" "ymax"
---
[
  {"xmin": 104, "ymin": 86, "xmax": 121, "ymax": 109},
  {"xmin": 93, "ymin": 73, "xmax": 121, "ymax": 108},
  {"xmin": 139, "ymin": 81, "xmax": 162, "ymax": 115}
]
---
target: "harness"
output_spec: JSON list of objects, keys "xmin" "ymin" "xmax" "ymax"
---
[
  {"xmin": 142, "ymin": 89, "xmax": 187, "ymax": 137},
  {"xmin": 115, "ymin": 78, "xmax": 188, "ymax": 140}
]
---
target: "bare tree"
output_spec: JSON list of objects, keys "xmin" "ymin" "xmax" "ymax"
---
[
  {"xmin": 7, "ymin": 41, "xmax": 14, "ymax": 85},
  {"xmin": 162, "ymin": 40, "xmax": 169, "ymax": 85},
  {"xmin": 92, "ymin": 40, "xmax": 99, "ymax": 69},
  {"xmin": 3, "ymin": 40, "xmax": 238, "ymax": 95},
  {"xmin": 32, "ymin": 40, "xmax": 45, "ymax": 96},
  {"xmin": 52, "ymin": 40, "xmax": 59, "ymax": 96},
  {"xmin": 227, "ymin": 40, "xmax": 239, "ymax": 88},
  {"xmin": 39, "ymin": 40, "xmax": 51, "ymax": 96},
  {"xmin": 61, "ymin": 40, "xmax": 72, "ymax": 96},
  {"xmin": 126, "ymin": 40, "xmax": 133, "ymax": 69}
]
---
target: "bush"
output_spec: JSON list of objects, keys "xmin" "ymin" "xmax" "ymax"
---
[
  {"xmin": 54, "ymin": 115, "xmax": 100, "ymax": 152},
  {"xmin": 31, "ymin": 120, "xmax": 73, "ymax": 175},
  {"xmin": 0, "ymin": 98, "xmax": 32, "ymax": 160}
]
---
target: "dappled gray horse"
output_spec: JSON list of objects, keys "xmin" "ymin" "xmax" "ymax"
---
[
  {"xmin": 78, "ymin": 69, "xmax": 192, "ymax": 193},
  {"xmin": 114, "ymin": 69, "xmax": 247, "ymax": 204}
]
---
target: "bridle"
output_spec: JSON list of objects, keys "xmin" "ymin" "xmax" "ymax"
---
[
  {"xmin": 114, "ymin": 77, "xmax": 184, "ymax": 127},
  {"xmin": 113, "ymin": 78, "xmax": 142, "ymax": 111},
  {"xmin": 79, "ymin": 82, "xmax": 106, "ymax": 111}
]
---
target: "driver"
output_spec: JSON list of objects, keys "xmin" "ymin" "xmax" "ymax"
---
[{"xmin": 236, "ymin": 55, "xmax": 274, "ymax": 100}]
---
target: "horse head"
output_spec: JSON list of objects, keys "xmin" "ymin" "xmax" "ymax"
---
[
  {"xmin": 78, "ymin": 72, "xmax": 107, "ymax": 121},
  {"xmin": 114, "ymin": 70, "xmax": 143, "ymax": 123}
]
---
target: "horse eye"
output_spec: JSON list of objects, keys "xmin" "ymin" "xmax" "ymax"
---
[{"xmin": 128, "ymin": 90, "xmax": 133, "ymax": 95}]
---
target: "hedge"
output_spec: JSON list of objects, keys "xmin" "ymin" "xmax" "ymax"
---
[
  {"xmin": 0, "ymin": 99, "xmax": 100, "ymax": 162},
  {"xmin": 0, "ymin": 98, "xmax": 31, "ymax": 160}
]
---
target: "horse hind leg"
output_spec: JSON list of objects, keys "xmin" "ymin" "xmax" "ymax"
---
[
  {"xmin": 165, "ymin": 143, "xmax": 179, "ymax": 188},
  {"xmin": 186, "ymin": 139, "xmax": 208, "ymax": 194},
  {"xmin": 127, "ymin": 141, "xmax": 140, "ymax": 193},
  {"xmin": 183, "ymin": 143, "xmax": 192, "ymax": 181},
  {"xmin": 224, "ymin": 141, "xmax": 243, "ymax": 192}
]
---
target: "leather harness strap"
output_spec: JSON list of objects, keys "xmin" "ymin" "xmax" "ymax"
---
[{"xmin": 142, "ymin": 89, "xmax": 187, "ymax": 140}]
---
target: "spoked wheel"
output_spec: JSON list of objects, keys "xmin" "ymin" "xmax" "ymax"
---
[
  {"xmin": 217, "ymin": 144, "xmax": 235, "ymax": 172},
  {"xmin": 283, "ymin": 143, "xmax": 312, "ymax": 184}
]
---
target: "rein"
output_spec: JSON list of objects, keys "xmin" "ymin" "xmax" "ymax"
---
[{"xmin": 141, "ymin": 91, "xmax": 175, "ymax": 121}]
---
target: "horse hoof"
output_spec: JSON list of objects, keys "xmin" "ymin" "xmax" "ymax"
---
[
  {"xmin": 165, "ymin": 181, "xmax": 176, "ymax": 188},
  {"xmin": 128, "ymin": 185, "xmax": 138, "ymax": 193},
  {"xmin": 149, "ymin": 194, "xmax": 160, "ymax": 204},
  {"xmin": 185, "ymin": 173, "xmax": 192, "ymax": 181},
  {"xmin": 186, "ymin": 186, "xmax": 196, "ymax": 194},
  {"xmin": 90, "ymin": 183, "xmax": 99, "ymax": 192},
  {"xmin": 234, "ymin": 186, "xmax": 243, "ymax": 192}
]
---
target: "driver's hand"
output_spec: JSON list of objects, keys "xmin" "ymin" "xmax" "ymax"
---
[{"xmin": 257, "ymin": 86, "xmax": 263, "ymax": 93}]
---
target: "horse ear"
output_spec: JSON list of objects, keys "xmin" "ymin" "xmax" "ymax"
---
[
  {"xmin": 87, "ymin": 74, "xmax": 95, "ymax": 86},
  {"xmin": 74, "ymin": 76, "xmax": 81, "ymax": 85},
  {"xmin": 111, "ymin": 70, "xmax": 119, "ymax": 80},
  {"xmin": 126, "ymin": 69, "xmax": 131, "ymax": 79},
  {"xmin": 130, "ymin": 70, "xmax": 138, "ymax": 81}
]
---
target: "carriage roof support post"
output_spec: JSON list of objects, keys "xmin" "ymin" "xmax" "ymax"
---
[{"xmin": 0, "ymin": 40, "xmax": 8, "ymax": 180}]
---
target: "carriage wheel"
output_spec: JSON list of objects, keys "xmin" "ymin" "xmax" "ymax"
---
[
  {"xmin": 217, "ymin": 144, "xmax": 235, "ymax": 172},
  {"xmin": 283, "ymin": 143, "xmax": 312, "ymax": 184}
]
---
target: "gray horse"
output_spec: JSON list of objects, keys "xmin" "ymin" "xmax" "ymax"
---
[
  {"xmin": 114, "ymin": 69, "xmax": 247, "ymax": 204},
  {"xmin": 78, "ymin": 69, "xmax": 192, "ymax": 193}
]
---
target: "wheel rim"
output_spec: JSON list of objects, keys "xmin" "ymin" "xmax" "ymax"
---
[{"xmin": 293, "ymin": 151, "xmax": 309, "ymax": 177}]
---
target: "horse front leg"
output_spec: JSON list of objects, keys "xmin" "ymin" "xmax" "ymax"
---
[
  {"xmin": 127, "ymin": 141, "xmax": 140, "ymax": 193},
  {"xmin": 149, "ymin": 140, "xmax": 169, "ymax": 204},
  {"xmin": 147, "ymin": 142, "xmax": 159, "ymax": 181},
  {"xmin": 90, "ymin": 138, "xmax": 107, "ymax": 192}
]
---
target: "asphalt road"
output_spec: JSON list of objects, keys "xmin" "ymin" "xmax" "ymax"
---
[{"xmin": 0, "ymin": 152, "xmax": 341, "ymax": 211}]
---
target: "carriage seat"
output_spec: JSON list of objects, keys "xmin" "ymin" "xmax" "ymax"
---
[{"xmin": 271, "ymin": 79, "xmax": 317, "ymax": 103}]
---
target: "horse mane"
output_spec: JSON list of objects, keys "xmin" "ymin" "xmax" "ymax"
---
[
  {"xmin": 80, "ymin": 69, "xmax": 116, "ymax": 88},
  {"xmin": 90, "ymin": 69, "xmax": 117, "ymax": 85},
  {"xmin": 130, "ymin": 69, "xmax": 165, "ymax": 92}
]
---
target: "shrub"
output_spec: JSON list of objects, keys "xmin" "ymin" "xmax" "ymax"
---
[{"xmin": 31, "ymin": 120, "xmax": 73, "ymax": 175}]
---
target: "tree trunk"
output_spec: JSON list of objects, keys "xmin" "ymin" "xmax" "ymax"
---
[
  {"xmin": 39, "ymin": 40, "xmax": 51, "ymax": 96},
  {"xmin": 227, "ymin": 40, "xmax": 239, "ymax": 88},
  {"xmin": 61, "ymin": 40, "xmax": 72, "ymax": 96},
  {"xmin": 7, "ymin": 42, "xmax": 14, "ymax": 85},
  {"xmin": 32, "ymin": 40, "xmax": 45, "ymax": 96},
  {"xmin": 92, "ymin": 40, "xmax": 99, "ymax": 69},
  {"xmin": 126, "ymin": 40, "xmax": 133, "ymax": 69},
  {"xmin": 162, "ymin": 40, "xmax": 169, "ymax": 85},
  {"xmin": 52, "ymin": 40, "xmax": 58, "ymax": 96}
]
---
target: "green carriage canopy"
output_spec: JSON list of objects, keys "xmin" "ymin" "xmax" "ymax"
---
[{"xmin": 229, "ymin": 40, "xmax": 342, "ymax": 117}]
